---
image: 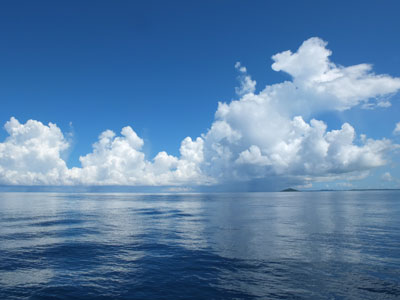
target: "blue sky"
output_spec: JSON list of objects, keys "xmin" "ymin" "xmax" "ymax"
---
[{"xmin": 1, "ymin": 0, "xmax": 400, "ymax": 190}]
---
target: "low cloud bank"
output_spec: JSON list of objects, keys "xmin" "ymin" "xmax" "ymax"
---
[{"xmin": 1, "ymin": 38, "xmax": 399, "ymax": 188}]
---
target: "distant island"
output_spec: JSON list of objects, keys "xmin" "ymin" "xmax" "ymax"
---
[{"xmin": 280, "ymin": 188, "xmax": 299, "ymax": 192}]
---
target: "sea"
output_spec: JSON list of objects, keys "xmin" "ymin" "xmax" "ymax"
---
[{"xmin": 0, "ymin": 191, "xmax": 399, "ymax": 299}]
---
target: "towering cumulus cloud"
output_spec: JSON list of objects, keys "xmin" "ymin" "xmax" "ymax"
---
[
  {"xmin": 1, "ymin": 38, "xmax": 399, "ymax": 188},
  {"xmin": 0, "ymin": 117, "xmax": 70, "ymax": 185}
]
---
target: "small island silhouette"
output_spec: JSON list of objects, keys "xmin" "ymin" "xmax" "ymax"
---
[{"xmin": 280, "ymin": 188, "xmax": 299, "ymax": 192}]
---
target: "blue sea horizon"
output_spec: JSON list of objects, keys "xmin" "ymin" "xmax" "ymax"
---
[{"xmin": 1, "ymin": 191, "xmax": 399, "ymax": 299}]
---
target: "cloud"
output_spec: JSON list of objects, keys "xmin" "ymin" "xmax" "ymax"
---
[
  {"xmin": 270, "ymin": 37, "xmax": 400, "ymax": 113},
  {"xmin": 394, "ymin": 122, "xmax": 400, "ymax": 135},
  {"xmin": 1, "ymin": 37, "xmax": 400, "ymax": 188},
  {"xmin": 0, "ymin": 119, "xmax": 210, "ymax": 186},
  {"xmin": 201, "ymin": 109, "xmax": 393, "ymax": 184},
  {"xmin": 234, "ymin": 62, "xmax": 256, "ymax": 96},
  {"xmin": 0, "ymin": 117, "xmax": 70, "ymax": 185},
  {"xmin": 70, "ymin": 129, "xmax": 210, "ymax": 186},
  {"xmin": 381, "ymin": 172, "xmax": 393, "ymax": 182}
]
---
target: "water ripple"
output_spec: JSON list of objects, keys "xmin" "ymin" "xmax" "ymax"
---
[{"xmin": 0, "ymin": 191, "xmax": 399, "ymax": 299}]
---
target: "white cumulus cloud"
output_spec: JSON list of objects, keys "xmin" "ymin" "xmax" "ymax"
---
[
  {"xmin": 70, "ymin": 129, "xmax": 210, "ymax": 186},
  {"xmin": 0, "ymin": 117, "xmax": 70, "ymax": 185},
  {"xmin": 1, "ymin": 37, "xmax": 399, "ymax": 188},
  {"xmin": 0, "ymin": 119, "xmax": 210, "ymax": 186},
  {"xmin": 270, "ymin": 37, "xmax": 400, "ymax": 113}
]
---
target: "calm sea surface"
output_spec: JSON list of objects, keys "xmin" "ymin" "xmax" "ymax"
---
[{"xmin": 0, "ymin": 191, "xmax": 399, "ymax": 299}]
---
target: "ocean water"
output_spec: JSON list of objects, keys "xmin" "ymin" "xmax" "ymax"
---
[{"xmin": 0, "ymin": 191, "xmax": 399, "ymax": 299}]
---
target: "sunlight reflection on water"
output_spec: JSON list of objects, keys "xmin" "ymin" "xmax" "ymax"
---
[{"xmin": 0, "ymin": 191, "xmax": 399, "ymax": 299}]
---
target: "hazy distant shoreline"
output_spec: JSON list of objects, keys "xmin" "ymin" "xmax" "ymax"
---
[{"xmin": 0, "ymin": 185, "xmax": 399, "ymax": 193}]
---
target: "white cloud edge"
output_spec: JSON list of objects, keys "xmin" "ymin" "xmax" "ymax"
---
[{"xmin": 394, "ymin": 122, "xmax": 400, "ymax": 135}]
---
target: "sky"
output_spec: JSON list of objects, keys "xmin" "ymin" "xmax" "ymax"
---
[{"xmin": 1, "ymin": 0, "xmax": 400, "ymax": 191}]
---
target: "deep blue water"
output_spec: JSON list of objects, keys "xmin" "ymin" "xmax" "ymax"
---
[{"xmin": 0, "ymin": 191, "xmax": 399, "ymax": 299}]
